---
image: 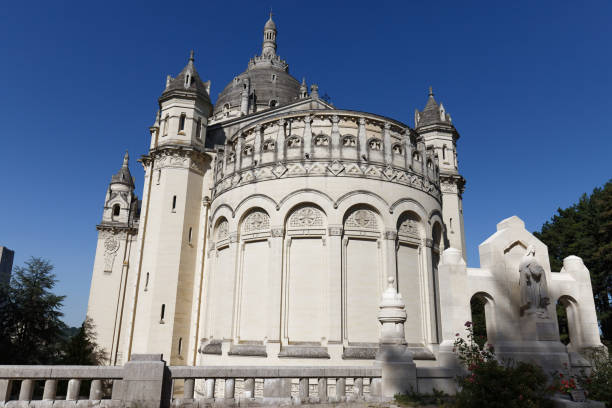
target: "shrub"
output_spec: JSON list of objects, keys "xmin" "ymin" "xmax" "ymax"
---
[
  {"xmin": 454, "ymin": 321, "xmax": 553, "ymax": 408},
  {"xmin": 578, "ymin": 350, "xmax": 612, "ymax": 407}
]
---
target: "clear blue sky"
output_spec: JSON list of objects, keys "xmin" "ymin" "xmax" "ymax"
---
[{"xmin": 0, "ymin": 1, "xmax": 610, "ymax": 327}]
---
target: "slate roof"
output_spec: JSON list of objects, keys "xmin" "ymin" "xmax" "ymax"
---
[
  {"xmin": 161, "ymin": 51, "xmax": 211, "ymax": 104},
  {"xmin": 415, "ymin": 88, "xmax": 452, "ymax": 128},
  {"xmin": 111, "ymin": 151, "xmax": 134, "ymax": 188}
]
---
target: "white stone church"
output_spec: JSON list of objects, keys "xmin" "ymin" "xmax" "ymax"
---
[{"xmin": 87, "ymin": 15, "xmax": 603, "ymax": 374}]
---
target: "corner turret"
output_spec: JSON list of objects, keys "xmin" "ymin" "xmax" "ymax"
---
[
  {"xmin": 156, "ymin": 51, "xmax": 212, "ymax": 149},
  {"xmin": 101, "ymin": 151, "xmax": 139, "ymax": 227}
]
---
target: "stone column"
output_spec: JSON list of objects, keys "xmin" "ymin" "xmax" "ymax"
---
[
  {"xmin": 236, "ymin": 133, "xmax": 244, "ymax": 170},
  {"xmin": 383, "ymin": 231, "xmax": 397, "ymax": 286},
  {"xmin": 403, "ymin": 132, "xmax": 413, "ymax": 170},
  {"xmin": 330, "ymin": 115, "xmax": 341, "ymax": 157},
  {"xmin": 303, "ymin": 115, "xmax": 313, "ymax": 158},
  {"xmin": 183, "ymin": 379, "xmax": 195, "ymax": 399},
  {"xmin": 254, "ymin": 125, "xmax": 263, "ymax": 165},
  {"xmin": 354, "ymin": 378, "xmax": 363, "ymax": 398},
  {"xmin": 327, "ymin": 226, "xmax": 343, "ymax": 344},
  {"xmin": 268, "ymin": 227, "xmax": 284, "ymax": 348},
  {"xmin": 383, "ymin": 123, "xmax": 392, "ymax": 165},
  {"xmin": 376, "ymin": 277, "xmax": 417, "ymax": 399},
  {"xmin": 276, "ymin": 119, "xmax": 286, "ymax": 162},
  {"xmin": 299, "ymin": 378, "xmax": 309, "ymax": 402},
  {"xmin": 222, "ymin": 141, "xmax": 229, "ymax": 176},
  {"xmin": 358, "ymin": 118, "xmax": 367, "ymax": 161},
  {"xmin": 317, "ymin": 378, "xmax": 327, "ymax": 402}
]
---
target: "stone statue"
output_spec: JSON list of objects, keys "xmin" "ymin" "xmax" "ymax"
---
[{"xmin": 519, "ymin": 245, "xmax": 550, "ymax": 318}]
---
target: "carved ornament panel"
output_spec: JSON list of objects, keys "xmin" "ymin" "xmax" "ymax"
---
[
  {"xmin": 344, "ymin": 209, "xmax": 378, "ymax": 230},
  {"xmin": 287, "ymin": 206, "xmax": 325, "ymax": 229},
  {"xmin": 242, "ymin": 211, "xmax": 270, "ymax": 234}
]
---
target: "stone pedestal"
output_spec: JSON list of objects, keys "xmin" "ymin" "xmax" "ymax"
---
[{"xmin": 121, "ymin": 354, "xmax": 171, "ymax": 408}]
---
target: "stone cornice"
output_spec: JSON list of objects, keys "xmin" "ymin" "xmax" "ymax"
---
[
  {"xmin": 440, "ymin": 173, "xmax": 466, "ymax": 196},
  {"xmin": 96, "ymin": 223, "xmax": 138, "ymax": 235}
]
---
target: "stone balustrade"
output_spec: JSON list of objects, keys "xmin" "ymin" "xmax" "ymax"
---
[
  {"xmin": 169, "ymin": 366, "xmax": 381, "ymax": 405},
  {"xmin": 0, "ymin": 355, "xmax": 457, "ymax": 407},
  {"xmin": 212, "ymin": 111, "xmax": 441, "ymax": 199}
]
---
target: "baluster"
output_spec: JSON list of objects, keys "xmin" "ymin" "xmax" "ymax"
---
[
  {"xmin": 244, "ymin": 378, "xmax": 255, "ymax": 398},
  {"xmin": 89, "ymin": 379, "xmax": 102, "ymax": 400},
  {"xmin": 183, "ymin": 379, "xmax": 194, "ymax": 399},
  {"xmin": 205, "ymin": 378, "xmax": 215, "ymax": 399},
  {"xmin": 111, "ymin": 380, "xmax": 123, "ymax": 400},
  {"xmin": 370, "ymin": 377, "xmax": 382, "ymax": 397},
  {"xmin": 66, "ymin": 379, "xmax": 81, "ymax": 401},
  {"xmin": 318, "ymin": 378, "xmax": 327, "ymax": 402},
  {"xmin": 18, "ymin": 379, "xmax": 34, "ymax": 401},
  {"xmin": 43, "ymin": 379, "xmax": 58, "ymax": 400},
  {"xmin": 299, "ymin": 378, "xmax": 309, "ymax": 402},
  {"xmin": 0, "ymin": 380, "xmax": 14, "ymax": 403},
  {"xmin": 225, "ymin": 378, "xmax": 235, "ymax": 401},
  {"xmin": 354, "ymin": 378, "xmax": 364, "ymax": 398},
  {"xmin": 336, "ymin": 378, "xmax": 346, "ymax": 400}
]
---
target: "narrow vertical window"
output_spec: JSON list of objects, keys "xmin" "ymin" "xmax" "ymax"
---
[
  {"xmin": 112, "ymin": 204, "xmax": 120, "ymax": 217},
  {"xmin": 156, "ymin": 169, "xmax": 161, "ymax": 185},
  {"xmin": 172, "ymin": 195, "xmax": 177, "ymax": 211},
  {"xmin": 196, "ymin": 118, "xmax": 202, "ymax": 139},
  {"xmin": 442, "ymin": 145, "xmax": 446, "ymax": 160},
  {"xmin": 188, "ymin": 227, "xmax": 193, "ymax": 244},
  {"xmin": 163, "ymin": 114, "xmax": 169, "ymax": 136},
  {"xmin": 160, "ymin": 304, "xmax": 165, "ymax": 323},
  {"xmin": 144, "ymin": 272, "xmax": 149, "ymax": 291},
  {"xmin": 178, "ymin": 338, "xmax": 182, "ymax": 355},
  {"xmin": 178, "ymin": 113, "xmax": 186, "ymax": 132}
]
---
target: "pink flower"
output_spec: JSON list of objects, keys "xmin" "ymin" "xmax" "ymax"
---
[{"xmin": 465, "ymin": 321, "xmax": 472, "ymax": 327}]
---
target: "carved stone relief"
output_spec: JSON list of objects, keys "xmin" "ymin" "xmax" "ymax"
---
[
  {"xmin": 288, "ymin": 206, "xmax": 324, "ymax": 229},
  {"xmin": 103, "ymin": 233, "xmax": 120, "ymax": 272},
  {"xmin": 216, "ymin": 220, "xmax": 229, "ymax": 241},
  {"xmin": 344, "ymin": 209, "xmax": 378, "ymax": 230},
  {"xmin": 242, "ymin": 211, "xmax": 270, "ymax": 234}
]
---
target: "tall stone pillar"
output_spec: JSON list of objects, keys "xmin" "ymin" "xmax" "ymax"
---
[
  {"xmin": 267, "ymin": 228, "xmax": 284, "ymax": 351},
  {"xmin": 375, "ymin": 277, "xmax": 417, "ymax": 399},
  {"xmin": 327, "ymin": 226, "xmax": 343, "ymax": 344}
]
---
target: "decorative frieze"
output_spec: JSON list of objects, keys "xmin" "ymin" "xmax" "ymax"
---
[{"xmin": 102, "ymin": 232, "xmax": 120, "ymax": 272}]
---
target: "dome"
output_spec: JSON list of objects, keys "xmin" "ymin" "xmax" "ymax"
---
[
  {"xmin": 213, "ymin": 66, "xmax": 300, "ymax": 115},
  {"xmin": 212, "ymin": 14, "xmax": 301, "ymax": 117}
]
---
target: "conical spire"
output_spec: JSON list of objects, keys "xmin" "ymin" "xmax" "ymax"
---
[
  {"xmin": 415, "ymin": 86, "xmax": 452, "ymax": 128},
  {"xmin": 161, "ymin": 50, "xmax": 211, "ymax": 102},
  {"xmin": 111, "ymin": 150, "xmax": 134, "ymax": 188}
]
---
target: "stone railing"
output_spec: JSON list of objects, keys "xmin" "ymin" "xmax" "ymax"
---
[
  {"xmin": 212, "ymin": 111, "xmax": 441, "ymax": 199},
  {"xmin": 0, "ymin": 355, "xmax": 394, "ymax": 408},
  {"xmin": 169, "ymin": 366, "xmax": 381, "ymax": 405}
]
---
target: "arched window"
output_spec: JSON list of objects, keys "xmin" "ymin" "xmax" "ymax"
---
[
  {"xmin": 368, "ymin": 138, "xmax": 382, "ymax": 151},
  {"xmin": 269, "ymin": 99, "xmax": 277, "ymax": 107},
  {"xmin": 286, "ymin": 136, "xmax": 302, "ymax": 148},
  {"xmin": 263, "ymin": 139, "xmax": 276, "ymax": 151},
  {"xmin": 112, "ymin": 204, "xmax": 120, "ymax": 218},
  {"xmin": 163, "ymin": 114, "xmax": 169, "ymax": 136},
  {"xmin": 392, "ymin": 143, "xmax": 403, "ymax": 155},
  {"xmin": 178, "ymin": 113, "xmax": 186, "ymax": 132},
  {"xmin": 196, "ymin": 118, "xmax": 202, "ymax": 139},
  {"xmin": 342, "ymin": 135, "xmax": 356, "ymax": 147},
  {"xmin": 314, "ymin": 134, "xmax": 329, "ymax": 146}
]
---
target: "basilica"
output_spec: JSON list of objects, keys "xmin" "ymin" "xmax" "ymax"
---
[{"xmin": 87, "ymin": 15, "xmax": 602, "ymax": 374}]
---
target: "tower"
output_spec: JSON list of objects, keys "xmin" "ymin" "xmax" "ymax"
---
[
  {"xmin": 415, "ymin": 88, "xmax": 466, "ymax": 259},
  {"xmin": 261, "ymin": 13, "xmax": 277, "ymax": 58},
  {"xmin": 87, "ymin": 152, "xmax": 139, "ymax": 364},
  {"xmin": 123, "ymin": 51, "xmax": 214, "ymax": 365}
]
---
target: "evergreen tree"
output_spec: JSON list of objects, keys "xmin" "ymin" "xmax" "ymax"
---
[
  {"xmin": 60, "ymin": 317, "xmax": 105, "ymax": 365},
  {"xmin": 0, "ymin": 257, "xmax": 66, "ymax": 364},
  {"xmin": 534, "ymin": 179, "xmax": 612, "ymax": 346}
]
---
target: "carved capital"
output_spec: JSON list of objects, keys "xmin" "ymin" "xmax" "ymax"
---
[
  {"xmin": 229, "ymin": 232, "xmax": 239, "ymax": 243},
  {"xmin": 328, "ymin": 226, "xmax": 343, "ymax": 236},
  {"xmin": 331, "ymin": 115, "xmax": 339, "ymax": 124},
  {"xmin": 384, "ymin": 230, "xmax": 397, "ymax": 240},
  {"xmin": 271, "ymin": 227, "xmax": 284, "ymax": 237},
  {"xmin": 425, "ymin": 238, "xmax": 433, "ymax": 248}
]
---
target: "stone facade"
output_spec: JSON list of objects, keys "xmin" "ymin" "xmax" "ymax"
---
[{"xmin": 86, "ymin": 15, "xmax": 603, "ymax": 376}]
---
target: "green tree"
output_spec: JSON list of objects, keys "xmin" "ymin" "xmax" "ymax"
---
[
  {"xmin": 0, "ymin": 257, "xmax": 66, "ymax": 364},
  {"xmin": 534, "ymin": 179, "xmax": 612, "ymax": 346},
  {"xmin": 60, "ymin": 317, "xmax": 105, "ymax": 365}
]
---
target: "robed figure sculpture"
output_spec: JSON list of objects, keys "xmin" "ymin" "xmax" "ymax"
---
[{"xmin": 519, "ymin": 245, "xmax": 550, "ymax": 318}]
